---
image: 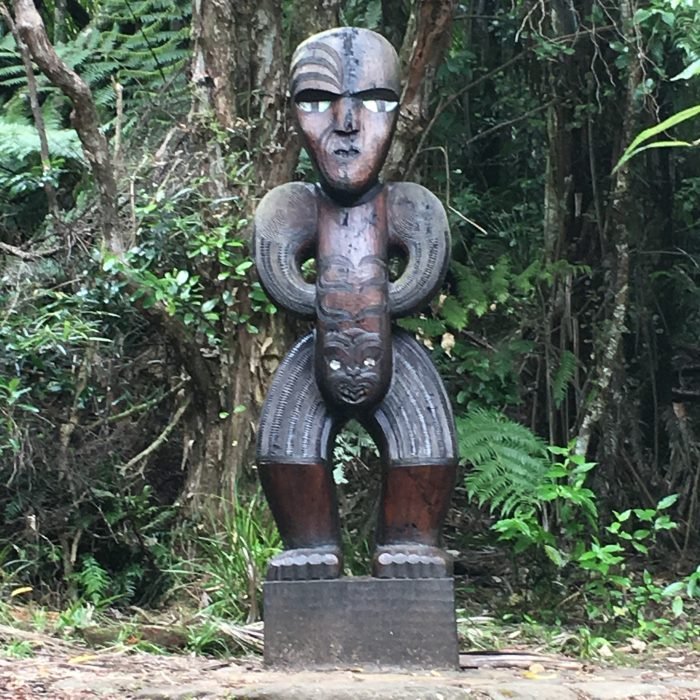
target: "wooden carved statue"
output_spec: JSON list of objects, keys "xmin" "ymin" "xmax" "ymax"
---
[{"xmin": 254, "ymin": 27, "xmax": 457, "ymax": 581}]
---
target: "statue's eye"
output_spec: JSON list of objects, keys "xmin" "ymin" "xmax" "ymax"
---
[
  {"xmin": 329, "ymin": 359, "xmax": 342, "ymax": 371},
  {"xmin": 363, "ymin": 358, "xmax": 376, "ymax": 368},
  {"xmin": 298, "ymin": 101, "xmax": 331, "ymax": 113},
  {"xmin": 363, "ymin": 99, "xmax": 398, "ymax": 113}
]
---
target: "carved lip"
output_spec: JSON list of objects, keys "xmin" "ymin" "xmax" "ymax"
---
[{"xmin": 333, "ymin": 147, "xmax": 360, "ymax": 159}]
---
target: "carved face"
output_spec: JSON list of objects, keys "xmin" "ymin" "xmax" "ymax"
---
[
  {"xmin": 290, "ymin": 28, "xmax": 400, "ymax": 202},
  {"xmin": 317, "ymin": 328, "xmax": 387, "ymax": 407}
]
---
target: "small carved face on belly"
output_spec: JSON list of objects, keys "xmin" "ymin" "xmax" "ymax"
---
[{"xmin": 316, "ymin": 327, "xmax": 389, "ymax": 408}]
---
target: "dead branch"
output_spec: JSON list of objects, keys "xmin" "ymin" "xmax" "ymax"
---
[
  {"xmin": 0, "ymin": 241, "xmax": 60, "ymax": 259},
  {"xmin": 459, "ymin": 651, "xmax": 582, "ymax": 670},
  {"xmin": 85, "ymin": 379, "xmax": 189, "ymax": 431},
  {"xmin": 463, "ymin": 101, "xmax": 554, "ymax": 147},
  {"xmin": 1, "ymin": 3, "xmax": 59, "ymax": 218},
  {"xmin": 117, "ymin": 395, "xmax": 192, "ymax": 475}
]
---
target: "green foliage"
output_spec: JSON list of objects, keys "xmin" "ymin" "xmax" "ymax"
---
[
  {"xmin": 615, "ymin": 104, "xmax": 700, "ymax": 170},
  {"xmin": 70, "ymin": 555, "xmax": 112, "ymax": 606},
  {"xmin": 107, "ymin": 167, "xmax": 266, "ymax": 345},
  {"xmin": 172, "ymin": 494, "xmax": 281, "ymax": 624},
  {"xmin": 459, "ymin": 408, "xmax": 550, "ymax": 516},
  {"xmin": 0, "ymin": 112, "xmax": 83, "ymax": 231},
  {"xmin": 552, "ymin": 350, "xmax": 577, "ymax": 409},
  {"xmin": 1, "ymin": 640, "xmax": 34, "ymax": 658},
  {"xmin": 0, "ymin": 0, "xmax": 191, "ymax": 118},
  {"xmin": 482, "ymin": 444, "xmax": 699, "ymax": 640},
  {"xmin": 340, "ymin": 0, "xmax": 382, "ymax": 29}
]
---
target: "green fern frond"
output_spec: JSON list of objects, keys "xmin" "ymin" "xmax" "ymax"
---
[
  {"xmin": 440, "ymin": 295, "xmax": 468, "ymax": 330},
  {"xmin": 452, "ymin": 260, "xmax": 488, "ymax": 316},
  {"xmin": 458, "ymin": 408, "xmax": 550, "ymax": 516},
  {"xmin": 397, "ymin": 316, "xmax": 447, "ymax": 337},
  {"xmin": 552, "ymin": 350, "xmax": 577, "ymax": 408},
  {"xmin": 0, "ymin": 117, "xmax": 82, "ymax": 162},
  {"xmin": 489, "ymin": 256, "xmax": 511, "ymax": 303}
]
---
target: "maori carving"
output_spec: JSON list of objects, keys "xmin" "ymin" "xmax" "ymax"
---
[{"xmin": 254, "ymin": 27, "xmax": 457, "ymax": 582}]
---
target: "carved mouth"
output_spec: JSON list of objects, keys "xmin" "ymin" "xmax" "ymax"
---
[
  {"xmin": 337, "ymin": 383, "xmax": 367, "ymax": 404},
  {"xmin": 333, "ymin": 147, "xmax": 360, "ymax": 159}
]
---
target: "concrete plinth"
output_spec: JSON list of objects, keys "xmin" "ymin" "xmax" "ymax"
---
[{"xmin": 263, "ymin": 576, "xmax": 458, "ymax": 670}]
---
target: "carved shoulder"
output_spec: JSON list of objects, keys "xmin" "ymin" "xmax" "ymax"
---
[
  {"xmin": 386, "ymin": 182, "xmax": 451, "ymax": 317},
  {"xmin": 254, "ymin": 182, "xmax": 318, "ymax": 318}
]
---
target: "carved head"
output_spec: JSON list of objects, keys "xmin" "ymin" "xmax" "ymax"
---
[{"xmin": 290, "ymin": 28, "xmax": 400, "ymax": 203}]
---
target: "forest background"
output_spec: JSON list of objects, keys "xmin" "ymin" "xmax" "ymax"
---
[{"xmin": 1, "ymin": 0, "xmax": 699, "ymax": 652}]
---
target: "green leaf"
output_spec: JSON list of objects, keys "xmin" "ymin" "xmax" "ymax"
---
[
  {"xmin": 175, "ymin": 269, "xmax": 189, "ymax": 285},
  {"xmin": 235, "ymin": 260, "xmax": 253, "ymax": 275},
  {"xmin": 661, "ymin": 581, "xmax": 685, "ymax": 597},
  {"xmin": 552, "ymin": 350, "xmax": 576, "ymax": 408},
  {"xmin": 201, "ymin": 299, "xmax": 217, "ymax": 313},
  {"xmin": 440, "ymin": 295, "xmax": 468, "ymax": 330},
  {"xmin": 656, "ymin": 493, "xmax": 679, "ymax": 510},
  {"xmin": 671, "ymin": 57, "xmax": 700, "ymax": 81},
  {"xmin": 544, "ymin": 544, "xmax": 566, "ymax": 567},
  {"xmin": 672, "ymin": 595, "xmax": 684, "ymax": 618},
  {"xmin": 615, "ymin": 104, "xmax": 700, "ymax": 171}
]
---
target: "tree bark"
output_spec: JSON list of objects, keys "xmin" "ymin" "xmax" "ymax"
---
[
  {"xmin": 575, "ymin": 0, "xmax": 642, "ymax": 457},
  {"xmin": 384, "ymin": 0, "xmax": 456, "ymax": 180}
]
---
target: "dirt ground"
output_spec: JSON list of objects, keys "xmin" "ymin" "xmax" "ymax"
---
[{"xmin": 2, "ymin": 641, "xmax": 700, "ymax": 700}]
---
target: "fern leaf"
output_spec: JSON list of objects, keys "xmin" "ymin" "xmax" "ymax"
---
[
  {"xmin": 458, "ymin": 408, "xmax": 549, "ymax": 516},
  {"xmin": 552, "ymin": 350, "xmax": 577, "ymax": 408},
  {"xmin": 440, "ymin": 295, "xmax": 468, "ymax": 330}
]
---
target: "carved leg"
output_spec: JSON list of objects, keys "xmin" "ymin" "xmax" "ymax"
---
[
  {"xmin": 256, "ymin": 334, "xmax": 342, "ymax": 581},
  {"xmin": 373, "ymin": 463, "xmax": 456, "ymax": 578},
  {"xmin": 259, "ymin": 462, "xmax": 342, "ymax": 581},
  {"xmin": 366, "ymin": 331, "xmax": 459, "ymax": 579}
]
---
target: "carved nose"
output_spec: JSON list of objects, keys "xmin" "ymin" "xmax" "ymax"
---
[{"xmin": 335, "ymin": 98, "xmax": 359, "ymax": 135}]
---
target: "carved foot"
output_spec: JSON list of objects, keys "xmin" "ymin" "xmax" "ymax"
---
[
  {"xmin": 372, "ymin": 544, "xmax": 453, "ymax": 579},
  {"xmin": 266, "ymin": 546, "xmax": 343, "ymax": 581}
]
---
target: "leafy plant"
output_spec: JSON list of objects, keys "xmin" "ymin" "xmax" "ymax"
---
[
  {"xmin": 1, "ymin": 640, "xmax": 34, "ymax": 658},
  {"xmin": 70, "ymin": 555, "xmax": 113, "ymax": 606},
  {"xmin": 459, "ymin": 408, "xmax": 550, "ymax": 517},
  {"xmin": 172, "ymin": 493, "xmax": 281, "ymax": 624}
]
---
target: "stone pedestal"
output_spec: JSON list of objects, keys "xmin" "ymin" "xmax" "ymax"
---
[{"xmin": 263, "ymin": 576, "xmax": 458, "ymax": 670}]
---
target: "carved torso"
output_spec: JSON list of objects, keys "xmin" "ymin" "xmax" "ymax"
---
[
  {"xmin": 254, "ymin": 180, "xmax": 451, "ymax": 409},
  {"xmin": 315, "ymin": 188, "xmax": 391, "ymax": 410}
]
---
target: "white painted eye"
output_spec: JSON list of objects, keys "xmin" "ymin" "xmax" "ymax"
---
[
  {"xmin": 298, "ymin": 100, "xmax": 331, "ymax": 113},
  {"xmin": 329, "ymin": 359, "xmax": 341, "ymax": 371},
  {"xmin": 363, "ymin": 358, "xmax": 376, "ymax": 368},
  {"xmin": 363, "ymin": 99, "xmax": 398, "ymax": 113}
]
